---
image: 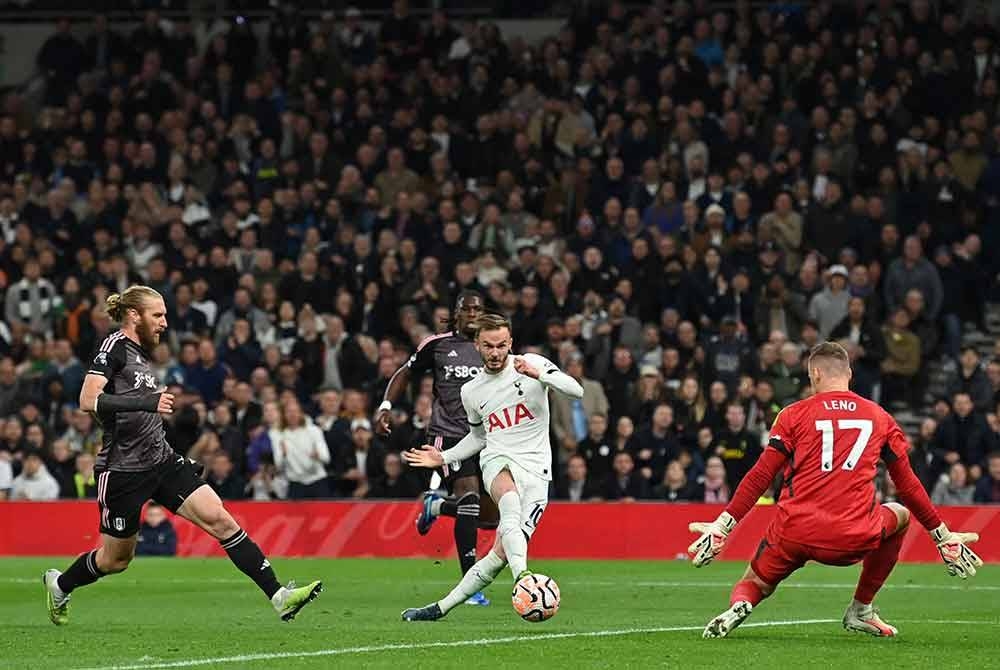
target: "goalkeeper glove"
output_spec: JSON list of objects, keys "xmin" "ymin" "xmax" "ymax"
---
[
  {"xmin": 687, "ymin": 511, "xmax": 737, "ymax": 568},
  {"xmin": 930, "ymin": 523, "xmax": 983, "ymax": 579}
]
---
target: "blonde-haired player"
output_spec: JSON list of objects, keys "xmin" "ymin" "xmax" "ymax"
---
[
  {"xmin": 401, "ymin": 313, "xmax": 583, "ymax": 620},
  {"xmin": 43, "ymin": 285, "xmax": 322, "ymax": 625}
]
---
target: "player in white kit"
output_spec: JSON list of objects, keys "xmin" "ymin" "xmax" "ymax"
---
[{"xmin": 401, "ymin": 313, "xmax": 584, "ymax": 621}]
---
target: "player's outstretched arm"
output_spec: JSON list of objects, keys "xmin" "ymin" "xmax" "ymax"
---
[
  {"xmin": 403, "ymin": 423, "xmax": 487, "ymax": 469},
  {"xmin": 516, "ymin": 354, "xmax": 584, "ymax": 399},
  {"xmin": 687, "ymin": 439, "xmax": 789, "ymax": 567},
  {"xmin": 883, "ymin": 425, "xmax": 984, "ymax": 578}
]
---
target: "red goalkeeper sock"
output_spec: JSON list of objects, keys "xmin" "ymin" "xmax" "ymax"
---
[
  {"xmin": 730, "ymin": 579, "xmax": 765, "ymax": 606},
  {"xmin": 854, "ymin": 529, "xmax": 905, "ymax": 605}
]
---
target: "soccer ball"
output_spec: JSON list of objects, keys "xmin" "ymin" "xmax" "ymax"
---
[{"xmin": 511, "ymin": 573, "xmax": 560, "ymax": 622}]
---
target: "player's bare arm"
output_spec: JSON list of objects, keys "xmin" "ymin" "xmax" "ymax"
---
[{"xmin": 374, "ymin": 363, "xmax": 410, "ymax": 435}]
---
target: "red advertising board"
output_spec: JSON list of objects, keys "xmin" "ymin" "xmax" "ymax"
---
[{"xmin": 3, "ymin": 501, "xmax": 1000, "ymax": 562}]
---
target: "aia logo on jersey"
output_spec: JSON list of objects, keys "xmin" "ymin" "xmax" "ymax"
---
[
  {"xmin": 486, "ymin": 403, "xmax": 535, "ymax": 432},
  {"xmin": 443, "ymin": 364, "xmax": 482, "ymax": 380}
]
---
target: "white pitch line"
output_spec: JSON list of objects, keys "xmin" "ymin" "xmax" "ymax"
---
[
  {"xmin": 73, "ymin": 618, "xmax": 1000, "ymax": 670},
  {"xmin": 76, "ymin": 619, "xmax": 839, "ymax": 670}
]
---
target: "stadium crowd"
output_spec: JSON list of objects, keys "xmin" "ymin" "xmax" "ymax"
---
[{"xmin": 1, "ymin": 0, "xmax": 1000, "ymax": 507}]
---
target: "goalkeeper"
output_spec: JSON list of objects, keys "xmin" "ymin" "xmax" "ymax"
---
[{"xmin": 686, "ymin": 342, "xmax": 983, "ymax": 639}]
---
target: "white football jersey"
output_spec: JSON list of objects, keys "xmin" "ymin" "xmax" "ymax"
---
[{"xmin": 459, "ymin": 353, "xmax": 559, "ymax": 481}]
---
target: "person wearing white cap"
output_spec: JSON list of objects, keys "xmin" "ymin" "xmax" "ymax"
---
[{"xmin": 808, "ymin": 264, "xmax": 851, "ymax": 339}]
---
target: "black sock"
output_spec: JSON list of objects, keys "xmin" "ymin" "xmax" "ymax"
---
[
  {"xmin": 454, "ymin": 492, "xmax": 480, "ymax": 575},
  {"xmin": 57, "ymin": 550, "xmax": 105, "ymax": 594},
  {"xmin": 220, "ymin": 529, "xmax": 281, "ymax": 599},
  {"xmin": 439, "ymin": 496, "xmax": 457, "ymax": 517}
]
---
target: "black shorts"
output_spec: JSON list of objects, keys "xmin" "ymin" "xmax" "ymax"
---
[
  {"xmin": 96, "ymin": 455, "xmax": 206, "ymax": 538},
  {"xmin": 430, "ymin": 434, "xmax": 481, "ymax": 485}
]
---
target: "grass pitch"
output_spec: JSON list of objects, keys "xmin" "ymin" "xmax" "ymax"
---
[{"xmin": 1, "ymin": 557, "xmax": 997, "ymax": 669}]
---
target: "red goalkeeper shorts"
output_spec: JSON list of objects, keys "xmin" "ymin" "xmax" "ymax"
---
[{"xmin": 751, "ymin": 506, "xmax": 900, "ymax": 586}]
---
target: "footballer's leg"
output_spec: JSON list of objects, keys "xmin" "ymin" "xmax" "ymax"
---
[
  {"xmin": 402, "ymin": 537, "xmax": 508, "ymax": 621},
  {"xmin": 171, "ymin": 476, "xmax": 322, "ymax": 621},
  {"xmin": 490, "ymin": 467, "xmax": 532, "ymax": 581},
  {"xmin": 703, "ymin": 564, "xmax": 778, "ymax": 639},
  {"xmin": 45, "ymin": 467, "xmax": 150, "ymax": 625},
  {"xmin": 704, "ymin": 529, "xmax": 794, "ymax": 639},
  {"xmin": 843, "ymin": 504, "xmax": 909, "ymax": 637},
  {"xmin": 45, "ymin": 534, "xmax": 136, "ymax": 625}
]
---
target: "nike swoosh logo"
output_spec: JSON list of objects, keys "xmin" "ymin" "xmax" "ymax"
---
[{"xmin": 479, "ymin": 402, "xmax": 488, "ymax": 409}]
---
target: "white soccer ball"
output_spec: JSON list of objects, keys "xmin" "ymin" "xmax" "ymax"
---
[{"xmin": 511, "ymin": 573, "xmax": 560, "ymax": 622}]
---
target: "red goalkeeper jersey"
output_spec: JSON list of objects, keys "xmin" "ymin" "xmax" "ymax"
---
[{"xmin": 729, "ymin": 390, "xmax": 939, "ymax": 550}]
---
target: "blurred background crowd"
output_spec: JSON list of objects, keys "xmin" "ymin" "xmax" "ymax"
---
[{"xmin": 1, "ymin": 0, "xmax": 999, "ymax": 508}]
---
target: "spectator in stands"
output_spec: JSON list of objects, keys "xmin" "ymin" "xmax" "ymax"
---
[
  {"xmin": 627, "ymin": 402, "xmax": 681, "ymax": 485},
  {"xmin": 334, "ymin": 417, "xmax": 385, "ymax": 498},
  {"xmin": 652, "ymin": 459, "xmax": 703, "ymax": 502},
  {"xmin": 931, "ymin": 462, "xmax": 976, "ymax": 505},
  {"xmin": 754, "ymin": 275, "xmax": 806, "ymax": 345},
  {"xmin": 136, "ymin": 503, "xmax": 178, "ymax": 557},
  {"xmin": 602, "ymin": 450, "xmax": 648, "ymax": 502},
  {"xmin": 701, "ymin": 455, "xmax": 730, "ymax": 503},
  {"xmin": 0, "ymin": 454, "xmax": 11, "ymax": 500},
  {"xmin": 10, "ymin": 448, "xmax": 59, "ymax": 501},
  {"xmin": 366, "ymin": 452, "xmax": 418, "ymax": 499},
  {"xmin": 189, "ymin": 337, "xmax": 229, "ymax": 405},
  {"xmin": 5, "ymin": 257, "xmax": 61, "ymax": 338},
  {"xmin": 70, "ymin": 452, "xmax": 97, "ymax": 500},
  {"xmin": 830, "ymin": 296, "xmax": 885, "ymax": 400},
  {"xmin": 948, "ymin": 346, "xmax": 994, "ymax": 413},
  {"xmin": 883, "ymin": 237, "xmax": 943, "ymax": 324},
  {"xmin": 974, "ymin": 451, "xmax": 1000, "ymax": 504},
  {"xmin": 550, "ymin": 352, "xmax": 609, "ymax": 455},
  {"xmin": 903, "ymin": 289, "xmax": 940, "ymax": 364},
  {"xmin": 206, "ymin": 451, "xmax": 246, "ymax": 500},
  {"xmin": 556, "ymin": 453, "xmax": 600, "ymax": 502},
  {"xmin": 711, "ymin": 403, "xmax": 760, "ymax": 491},
  {"xmin": 808, "ymin": 265, "xmax": 850, "ymax": 339},
  {"xmin": 767, "ymin": 343, "xmax": 806, "ymax": 406},
  {"xmin": 273, "ymin": 399, "xmax": 330, "ymax": 499},
  {"xmin": 934, "ymin": 392, "xmax": 996, "ymax": 483},
  {"xmin": 47, "ymin": 439, "xmax": 77, "ymax": 497},
  {"xmin": 881, "ymin": 308, "xmax": 922, "ymax": 409}
]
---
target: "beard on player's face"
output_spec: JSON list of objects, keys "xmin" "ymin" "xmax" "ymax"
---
[
  {"xmin": 136, "ymin": 317, "xmax": 160, "ymax": 351},
  {"xmin": 480, "ymin": 346, "xmax": 509, "ymax": 372}
]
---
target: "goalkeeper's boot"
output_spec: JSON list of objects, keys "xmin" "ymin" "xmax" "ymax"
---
[
  {"xmin": 402, "ymin": 603, "xmax": 444, "ymax": 621},
  {"xmin": 842, "ymin": 601, "xmax": 898, "ymax": 637},
  {"xmin": 416, "ymin": 491, "xmax": 441, "ymax": 536},
  {"xmin": 272, "ymin": 580, "xmax": 323, "ymax": 621},
  {"xmin": 702, "ymin": 601, "xmax": 753, "ymax": 639},
  {"xmin": 464, "ymin": 591, "xmax": 491, "ymax": 606},
  {"xmin": 43, "ymin": 569, "xmax": 70, "ymax": 626}
]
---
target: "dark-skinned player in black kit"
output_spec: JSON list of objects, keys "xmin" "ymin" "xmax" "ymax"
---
[{"xmin": 374, "ymin": 291, "xmax": 499, "ymax": 606}]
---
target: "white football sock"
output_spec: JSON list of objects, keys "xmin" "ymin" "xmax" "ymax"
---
[
  {"xmin": 437, "ymin": 550, "xmax": 506, "ymax": 613},
  {"xmin": 497, "ymin": 490, "xmax": 528, "ymax": 578}
]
